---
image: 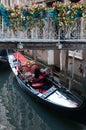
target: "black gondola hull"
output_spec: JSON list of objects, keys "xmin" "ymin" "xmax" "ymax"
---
[{"xmin": 15, "ymin": 75, "xmax": 86, "ymax": 117}]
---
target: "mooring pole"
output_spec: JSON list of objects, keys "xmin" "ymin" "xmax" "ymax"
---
[
  {"xmin": 72, "ymin": 50, "xmax": 75, "ymax": 80},
  {"xmin": 64, "ymin": 50, "xmax": 68, "ymax": 88},
  {"xmin": 69, "ymin": 50, "xmax": 75, "ymax": 90}
]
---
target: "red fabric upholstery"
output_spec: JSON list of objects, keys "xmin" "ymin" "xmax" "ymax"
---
[
  {"xmin": 39, "ymin": 75, "xmax": 45, "ymax": 80},
  {"xmin": 29, "ymin": 75, "xmax": 45, "ymax": 83},
  {"xmin": 41, "ymin": 90, "xmax": 47, "ymax": 93},
  {"xmin": 22, "ymin": 65, "xmax": 31, "ymax": 72},
  {"xmin": 13, "ymin": 52, "xmax": 29, "ymax": 65},
  {"xmin": 36, "ymin": 89, "xmax": 47, "ymax": 93},
  {"xmin": 30, "ymin": 63, "xmax": 40, "ymax": 73},
  {"xmin": 32, "ymin": 82, "xmax": 44, "ymax": 88}
]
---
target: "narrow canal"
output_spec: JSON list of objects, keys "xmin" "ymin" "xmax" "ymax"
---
[{"xmin": 0, "ymin": 63, "xmax": 86, "ymax": 130}]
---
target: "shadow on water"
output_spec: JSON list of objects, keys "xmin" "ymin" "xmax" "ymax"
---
[
  {"xmin": 12, "ymin": 79, "xmax": 86, "ymax": 130},
  {"xmin": 82, "ymin": 77, "xmax": 86, "ymax": 99},
  {"xmin": 0, "ymin": 64, "xmax": 86, "ymax": 130}
]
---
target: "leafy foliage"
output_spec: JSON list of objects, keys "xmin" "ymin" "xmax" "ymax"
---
[{"xmin": 0, "ymin": 2, "xmax": 85, "ymax": 30}]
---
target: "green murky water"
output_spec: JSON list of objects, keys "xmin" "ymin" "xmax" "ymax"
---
[{"xmin": 0, "ymin": 63, "xmax": 86, "ymax": 130}]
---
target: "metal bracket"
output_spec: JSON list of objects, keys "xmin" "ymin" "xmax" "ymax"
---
[{"xmin": 17, "ymin": 42, "xmax": 23, "ymax": 49}]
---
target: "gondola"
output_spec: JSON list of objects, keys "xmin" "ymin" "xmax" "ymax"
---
[{"xmin": 7, "ymin": 51, "xmax": 86, "ymax": 116}]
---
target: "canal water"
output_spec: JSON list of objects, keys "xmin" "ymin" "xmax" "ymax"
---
[{"xmin": 0, "ymin": 63, "xmax": 86, "ymax": 130}]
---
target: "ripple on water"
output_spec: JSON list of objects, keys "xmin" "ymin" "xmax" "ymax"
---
[{"xmin": 0, "ymin": 124, "xmax": 7, "ymax": 130}]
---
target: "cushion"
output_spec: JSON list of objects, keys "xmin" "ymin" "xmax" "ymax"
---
[{"xmin": 32, "ymin": 82, "xmax": 44, "ymax": 88}]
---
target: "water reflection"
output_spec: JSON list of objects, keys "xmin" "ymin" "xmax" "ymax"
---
[
  {"xmin": 0, "ymin": 65, "xmax": 86, "ymax": 130},
  {"xmin": 82, "ymin": 77, "xmax": 86, "ymax": 98}
]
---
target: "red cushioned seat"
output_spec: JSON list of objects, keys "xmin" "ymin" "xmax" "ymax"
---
[
  {"xmin": 39, "ymin": 75, "xmax": 45, "ymax": 80},
  {"xmin": 32, "ymin": 82, "xmax": 44, "ymax": 88},
  {"xmin": 30, "ymin": 75, "xmax": 45, "ymax": 83},
  {"xmin": 36, "ymin": 89, "xmax": 47, "ymax": 93},
  {"xmin": 30, "ymin": 63, "xmax": 40, "ymax": 73},
  {"xmin": 41, "ymin": 90, "xmax": 47, "ymax": 93}
]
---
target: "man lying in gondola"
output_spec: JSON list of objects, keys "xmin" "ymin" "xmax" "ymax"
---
[{"xmin": 17, "ymin": 62, "xmax": 50, "ymax": 84}]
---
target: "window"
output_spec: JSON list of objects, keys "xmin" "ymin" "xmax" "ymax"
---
[{"xmin": 69, "ymin": 50, "xmax": 83, "ymax": 60}]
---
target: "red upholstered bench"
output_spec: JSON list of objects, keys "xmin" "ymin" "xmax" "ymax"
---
[
  {"xmin": 32, "ymin": 82, "xmax": 44, "ymax": 89},
  {"xmin": 39, "ymin": 75, "xmax": 45, "ymax": 80},
  {"xmin": 30, "ymin": 75, "xmax": 45, "ymax": 83},
  {"xmin": 22, "ymin": 65, "xmax": 31, "ymax": 72},
  {"xmin": 36, "ymin": 89, "xmax": 47, "ymax": 93}
]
